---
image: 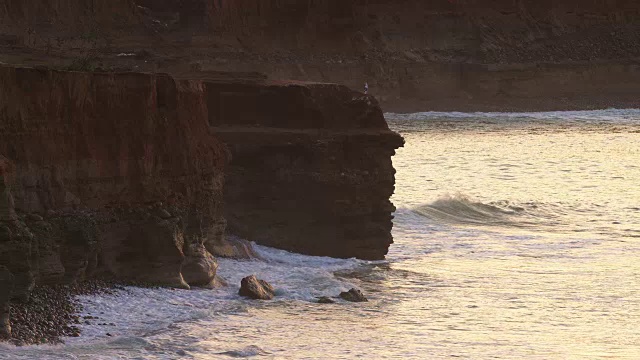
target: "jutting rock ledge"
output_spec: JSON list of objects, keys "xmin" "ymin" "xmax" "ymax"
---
[{"xmin": 0, "ymin": 65, "xmax": 403, "ymax": 339}]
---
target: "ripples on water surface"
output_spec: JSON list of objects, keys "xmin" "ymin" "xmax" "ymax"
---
[{"xmin": 3, "ymin": 109, "xmax": 640, "ymax": 359}]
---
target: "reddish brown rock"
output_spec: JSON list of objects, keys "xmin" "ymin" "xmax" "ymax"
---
[
  {"xmin": 0, "ymin": 65, "xmax": 402, "ymax": 287},
  {"xmin": 0, "ymin": 63, "xmax": 402, "ymax": 342},
  {"xmin": 214, "ymin": 85, "xmax": 403, "ymax": 260},
  {"xmin": 239, "ymin": 275, "xmax": 275, "ymax": 300},
  {"xmin": 2, "ymin": 0, "xmax": 638, "ymax": 111},
  {"xmin": 182, "ymin": 242, "xmax": 219, "ymax": 287},
  {"xmin": 0, "ymin": 156, "xmax": 16, "ymax": 222},
  {"xmin": 0, "ymin": 65, "xmax": 228, "ymax": 291},
  {"xmin": 339, "ymin": 288, "xmax": 368, "ymax": 303}
]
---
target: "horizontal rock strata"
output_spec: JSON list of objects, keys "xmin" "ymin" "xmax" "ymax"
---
[
  {"xmin": 208, "ymin": 82, "xmax": 404, "ymax": 260},
  {"xmin": 1, "ymin": 0, "xmax": 639, "ymax": 111},
  {"xmin": 0, "ymin": 65, "xmax": 402, "ymax": 342},
  {"xmin": 0, "ymin": 66, "xmax": 230, "ymax": 320}
]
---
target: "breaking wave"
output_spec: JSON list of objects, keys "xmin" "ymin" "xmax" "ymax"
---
[{"xmin": 412, "ymin": 194, "xmax": 555, "ymax": 228}]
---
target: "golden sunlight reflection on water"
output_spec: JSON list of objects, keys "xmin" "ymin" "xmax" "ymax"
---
[
  {"xmin": 387, "ymin": 113, "xmax": 640, "ymax": 358},
  {"xmin": 184, "ymin": 113, "xmax": 640, "ymax": 359}
]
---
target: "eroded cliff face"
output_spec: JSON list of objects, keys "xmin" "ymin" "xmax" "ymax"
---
[
  {"xmin": 199, "ymin": 0, "xmax": 640, "ymax": 111},
  {"xmin": 207, "ymin": 82, "xmax": 403, "ymax": 259},
  {"xmin": 202, "ymin": 0, "xmax": 640, "ymax": 61},
  {"xmin": 0, "ymin": 65, "xmax": 404, "ymax": 341},
  {"xmin": 0, "ymin": 66, "xmax": 228, "ymax": 298}
]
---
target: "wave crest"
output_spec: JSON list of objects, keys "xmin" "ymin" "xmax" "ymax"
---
[{"xmin": 412, "ymin": 195, "xmax": 540, "ymax": 227}]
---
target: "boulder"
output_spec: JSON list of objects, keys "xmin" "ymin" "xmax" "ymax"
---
[
  {"xmin": 99, "ymin": 218, "xmax": 190, "ymax": 289},
  {"xmin": 182, "ymin": 243, "xmax": 218, "ymax": 287},
  {"xmin": 339, "ymin": 288, "xmax": 368, "ymax": 302},
  {"xmin": 0, "ymin": 265, "xmax": 14, "ymax": 339},
  {"xmin": 239, "ymin": 275, "xmax": 275, "ymax": 300}
]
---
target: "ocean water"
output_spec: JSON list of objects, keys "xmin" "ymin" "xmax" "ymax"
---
[{"xmin": 2, "ymin": 109, "xmax": 640, "ymax": 359}]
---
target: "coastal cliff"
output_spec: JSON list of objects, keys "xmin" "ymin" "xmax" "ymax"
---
[
  {"xmin": 1, "ymin": 0, "xmax": 639, "ymax": 111},
  {"xmin": 0, "ymin": 65, "xmax": 403, "ymax": 343},
  {"xmin": 210, "ymin": 82, "xmax": 402, "ymax": 259},
  {"xmin": 1, "ymin": 0, "xmax": 635, "ymax": 345},
  {"xmin": 0, "ymin": 66, "xmax": 229, "ymax": 292}
]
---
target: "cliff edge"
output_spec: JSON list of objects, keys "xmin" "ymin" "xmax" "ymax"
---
[
  {"xmin": 1, "ymin": 0, "xmax": 639, "ymax": 111},
  {"xmin": 0, "ymin": 65, "xmax": 403, "ymax": 343}
]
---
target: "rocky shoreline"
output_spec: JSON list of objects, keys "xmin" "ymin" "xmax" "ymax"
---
[
  {"xmin": 0, "ymin": 64, "xmax": 402, "ymax": 345},
  {"xmin": 7, "ymin": 280, "xmax": 116, "ymax": 346},
  {"xmin": 9, "ymin": 276, "xmax": 371, "ymax": 346}
]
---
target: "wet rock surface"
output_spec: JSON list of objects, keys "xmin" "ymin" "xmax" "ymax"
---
[
  {"xmin": 239, "ymin": 275, "xmax": 275, "ymax": 300},
  {"xmin": 316, "ymin": 296, "xmax": 335, "ymax": 304},
  {"xmin": 217, "ymin": 88, "xmax": 403, "ymax": 260},
  {"xmin": 0, "ymin": 63, "xmax": 399, "ymax": 344},
  {"xmin": 339, "ymin": 288, "xmax": 368, "ymax": 302},
  {"xmin": 182, "ymin": 243, "xmax": 219, "ymax": 287}
]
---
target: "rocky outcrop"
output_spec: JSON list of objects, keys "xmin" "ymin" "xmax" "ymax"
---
[
  {"xmin": 198, "ymin": 0, "xmax": 640, "ymax": 111},
  {"xmin": 212, "ymin": 83, "xmax": 403, "ymax": 260},
  {"xmin": 206, "ymin": 234, "xmax": 258, "ymax": 259},
  {"xmin": 0, "ymin": 65, "xmax": 228, "ymax": 292},
  {"xmin": 0, "ymin": 64, "xmax": 401, "ymax": 277},
  {"xmin": 339, "ymin": 288, "xmax": 368, "ymax": 303},
  {"xmin": 239, "ymin": 275, "xmax": 275, "ymax": 300},
  {"xmin": 0, "ymin": 64, "xmax": 402, "ymax": 342}
]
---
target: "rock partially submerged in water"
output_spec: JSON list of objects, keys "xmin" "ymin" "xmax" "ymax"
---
[
  {"xmin": 316, "ymin": 296, "xmax": 335, "ymax": 304},
  {"xmin": 239, "ymin": 275, "xmax": 275, "ymax": 300},
  {"xmin": 339, "ymin": 288, "xmax": 368, "ymax": 302}
]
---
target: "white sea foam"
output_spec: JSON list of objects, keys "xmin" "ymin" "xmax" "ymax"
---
[
  {"xmin": 63, "ymin": 244, "xmax": 362, "ymax": 342},
  {"xmin": 0, "ymin": 243, "xmax": 366, "ymax": 359}
]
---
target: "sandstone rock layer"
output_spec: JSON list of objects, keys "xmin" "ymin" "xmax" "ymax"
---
[
  {"xmin": 212, "ymin": 83, "xmax": 403, "ymax": 260},
  {"xmin": 239, "ymin": 275, "xmax": 275, "ymax": 300},
  {"xmin": 1, "ymin": 0, "xmax": 639, "ymax": 111},
  {"xmin": 0, "ymin": 64, "xmax": 402, "ymax": 343},
  {"xmin": 0, "ymin": 64, "xmax": 402, "ymax": 298},
  {"xmin": 0, "ymin": 65, "xmax": 228, "ymax": 293}
]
